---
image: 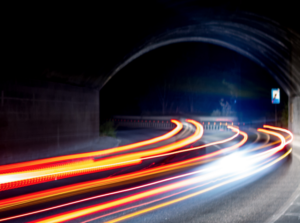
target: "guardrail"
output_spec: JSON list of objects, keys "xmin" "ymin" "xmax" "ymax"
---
[
  {"xmin": 110, "ymin": 116, "xmax": 244, "ymax": 131},
  {"xmin": 111, "ymin": 117, "xmax": 176, "ymax": 129}
]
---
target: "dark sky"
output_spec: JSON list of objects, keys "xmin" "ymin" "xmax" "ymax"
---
[{"xmin": 100, "ymin": 42, "xmax": 287, "ymax": 122}]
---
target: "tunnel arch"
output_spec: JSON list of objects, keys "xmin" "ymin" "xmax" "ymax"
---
[
  {"xmin": 102, "ymin": 12, "xmax": 300, "ymax": 97},
  {"xmin": 104, "ymin": 37, "xmax": 288, "ymax": 94},
  {"xmin": 100, "ymin": 11, "xmax": 300, "ymax": 134},
  {"xmin": 100, "ymin": 41, "xmax": 288, "ymax": 123}
]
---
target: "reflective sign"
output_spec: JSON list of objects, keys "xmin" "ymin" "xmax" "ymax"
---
[{"xmin": 271, "ymin": 88, "xmax": 280, "ymax": 104}]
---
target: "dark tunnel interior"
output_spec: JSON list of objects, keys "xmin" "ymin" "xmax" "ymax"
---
[
  {"xmin": 100, "ymin": 42, "xmax": 288, "ymax": 125},
  {"xmin": 1, "ymin": 2, "xmax": 300, "ymax": 223}
]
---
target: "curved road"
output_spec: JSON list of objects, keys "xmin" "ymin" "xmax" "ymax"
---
[{"xmin": 0, "ymin": 120, "xmax": 299, "ymax": 223}]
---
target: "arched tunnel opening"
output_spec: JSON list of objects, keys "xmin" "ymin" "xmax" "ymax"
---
[
  {"xmin": 100, "ymin": 42, "xmax": 289, "ymax": 128},
  {"xmin": 1, "ymin": 2, "xmax": 299, "ymax": 165},
  {"xmin": 1, "ymin": 3, "xmax": 300, "ymax": 222}
]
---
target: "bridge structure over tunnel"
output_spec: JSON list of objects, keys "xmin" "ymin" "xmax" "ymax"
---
[{"xmin": 1, "ymin": 2, "xmax": 300, "ymax": 164}]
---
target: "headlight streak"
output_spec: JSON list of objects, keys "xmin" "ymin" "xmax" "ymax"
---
[
  {"xmin": 26, "ymin": 134, "xmax": 252, "ymax": 222},
  {"xmin": 0, "ymin": 120, "xmax": 183, "ymax": 174},
  {"xmin": 226, "ymin": 128, "xmax": 289, "ymax": 166},
  {"xmin": 105, "ymin": 148, "xmax": 292, "ymax": 223},
  {"xmin": 81, "ymin": 128, "xmax": 283, "ymax": 223},
  {"xmin": 0, "ymin": 163, "xmax": 220, "ymax": 222},
  {"xmin": 252, "ymin": 131, "xmax": 260, "ymax": 144},
  {"xmin": 82, "ymin": 156, "xmax": 278, "ymax": 223},
  {"xmin": 216, "ymin": 126, "xmax": 291, "ymax": 176},
  {"xmin": 27, "ymin": 128, "xmax": 284, "ymax": 223},
  {"xmin": 29, "ymin": 144, "xmax": 289, "ymax": 223},
  {"xmin": 0, "ymin": 124, "xmax": 291, "ymax": 223}
]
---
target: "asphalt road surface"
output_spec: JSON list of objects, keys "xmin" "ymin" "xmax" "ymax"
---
[{"xmin": 0, "ymin": 121, "xmax": 299, "ymax": 223}]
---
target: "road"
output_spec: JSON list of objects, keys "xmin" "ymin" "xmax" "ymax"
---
[{"xmin": 0, "ymin": 119, "xmax": 299, "ymax": 223}]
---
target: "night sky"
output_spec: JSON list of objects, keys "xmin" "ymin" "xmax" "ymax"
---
[{"xmin": 100, "ymin": 42, "xmax": 287, "ymax": 124}]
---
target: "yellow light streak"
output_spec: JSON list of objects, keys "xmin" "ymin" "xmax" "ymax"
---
[{"xmin": 106, "ymin": 148, "xmax": 292, "ymax": 223}]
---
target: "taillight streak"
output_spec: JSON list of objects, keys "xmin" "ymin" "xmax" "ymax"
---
[
  {"xmin": 0, "ymin": 120, "xmax": 183, "ymax": 173},
  {"xmin": 0, "ymin": 120, "xmax": 186, "ymax": 191},
  {"xmin": 0, "ymin": 125, "xmax": 241, "ymax": 213},
  {"xmin": 30, "ymin": 131, "xmax": 286, "ymax": 223}
]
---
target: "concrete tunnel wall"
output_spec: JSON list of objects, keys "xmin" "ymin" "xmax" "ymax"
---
[
  {"xmin": 0, "ymin": 80, "xmax": 99, "ymax": 165},
  {"xmin": 290, "ymin": 96, "xmax": 300, "ymax": 135}
]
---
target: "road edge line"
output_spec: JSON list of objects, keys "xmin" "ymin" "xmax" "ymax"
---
[{"xmin": 264, "ymin": 148, "xmax": 300, "ymax": 223}]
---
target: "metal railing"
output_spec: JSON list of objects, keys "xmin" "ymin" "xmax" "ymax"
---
[{"xmin": 110, "ymin": 116, "xmax": 244, "ymax": 131}]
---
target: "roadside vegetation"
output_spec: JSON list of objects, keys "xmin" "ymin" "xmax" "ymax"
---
[
  {"xmin": 100, "ymin": 120, "xmax": 117, "ymax": 138},
  {"xmin": 280, "ymin": 103, "xmax": 288, "ymax": 128}
]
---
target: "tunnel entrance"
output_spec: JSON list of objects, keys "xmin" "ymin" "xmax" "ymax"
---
[{"xmin": 100, "ymin": 42, "xmax": 288, "ymax": 128}]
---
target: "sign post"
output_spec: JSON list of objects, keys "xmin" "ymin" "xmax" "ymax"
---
[{"xmin": 271, "ymin": 88, "xmax": 280, "ymax": 126}]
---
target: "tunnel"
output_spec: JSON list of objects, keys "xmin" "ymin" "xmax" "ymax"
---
[{"xmin": 1, "ymin": 2, "xmax": 300, "ymax": 164}]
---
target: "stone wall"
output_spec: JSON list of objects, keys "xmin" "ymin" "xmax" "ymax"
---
[{"xmin": 0, "ymin": 80, "xmax": 99, "ymax": 165}]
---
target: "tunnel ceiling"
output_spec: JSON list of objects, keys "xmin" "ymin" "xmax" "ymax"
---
[{"xmin": 4, "ymin": 1, "xmax": 300, "ymax": 96}]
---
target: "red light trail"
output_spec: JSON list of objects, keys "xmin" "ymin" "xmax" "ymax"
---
[{"xmin": 0, "ymin": 122, "xmax": 293, "ymax": 223}]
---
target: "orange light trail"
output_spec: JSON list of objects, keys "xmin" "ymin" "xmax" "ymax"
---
[
  {"xmin": 29, "ymin": 131, "xmax": 285, "ymax": 223},
  {"xmin": 263, "ymin": 125, "xmax": 293, "ymax": 144},
  {"xmin": 82, "ymin": 170, "xmax": 249, "ymax": 223},
  {"xmin": 143, "ymin": 126, "xmax": 240, "ymax": 161},
  {"xmin": 83, "ymin": 156, "xmax": 278, "ymax": 223},
  {"xmin": 0, "ymin": 124, "xmax": 239, "ymax": 213},
  {"xmin": 0, "ymin": 120, "xmax": 185, "ymax": 190},
  {"xmin": 0, "ymin": 124, "xmax": 291, "ymax": 223},
  {"xmin": 0, "ymin": 120, "xmax": 198, "ymax": 189},
  {"xmin": 256, "ymin": 128, "xmax": 286, "ymax": 158},
  {"xmin": 0, "ymin": 120, "xmax": 183, "ymax": 173},
  {"xmin": 106, "ymin": 148, "xmax": 292, "ymax": 223},
  {"xmin": 74, "ymin": 119, "xmax": 203, "ymax": 169},
  {"xmin": 0, "ymin": 158, "xmax": 223, "ymax": 222},
  {"xmin": 29, "ymin": 177, "xmax": 205, "ymax": 223}
]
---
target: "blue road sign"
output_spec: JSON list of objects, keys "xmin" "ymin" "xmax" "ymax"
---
[{"xmin": 271, "ymin": 88, "xmax": 280, "ymax": 104}]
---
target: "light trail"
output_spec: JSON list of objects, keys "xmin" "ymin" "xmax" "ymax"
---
[
  {"xmin": 103, "ymin": 126, "xmax": 293, "ymax": 223},
  {"xmin": 0, "ymin": 120, "xmax": 195, "ymax": 191},
  {"xmin": 0, "ymin": 120, "xmax": 183, "ymax": 174},
  {"xmin": 263, "ymin": 125, "xmax": 293, "ymax": 144},
  {"xmin": 29, "ymin": 131, "xmax": 286, "ymax": 223},
  {"xmin": 83, "ymin": 156, "xmax": 277, "ymax": 223},
  {"xmin": 229, "ymin": 128, "xmax": 287, "ymax": 164},
  {"xmin": 25, "ymin": 131, "xmax": 249, "ymax": 223},
  {"xmin": 248, "ymin": 126, "xmax": 292, "ymax": 153},
  {"xmin": 256, "ymin": 128, "xmax": 286, "ymax": 158},
  {"xmin": 142, "ymin": 126, "xmax": 239, "ymax": 161},
  {"xmin": 0, "ymin": 159, "xmax": 219, "ymax": 222},
  {"xmin": 1, "ymin": 124, "xmax": 289, "ymax": 223},
  {"xmin": 81, "ymin": 129, "xmax": 280, "ymax": 223},
  {"xmin": 105, "ymin": 148, "xmax": 292, "ymax": 223},
  {"xmin": 0, "ymin": 125, "xmax": 241, "ymax": 214}
]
